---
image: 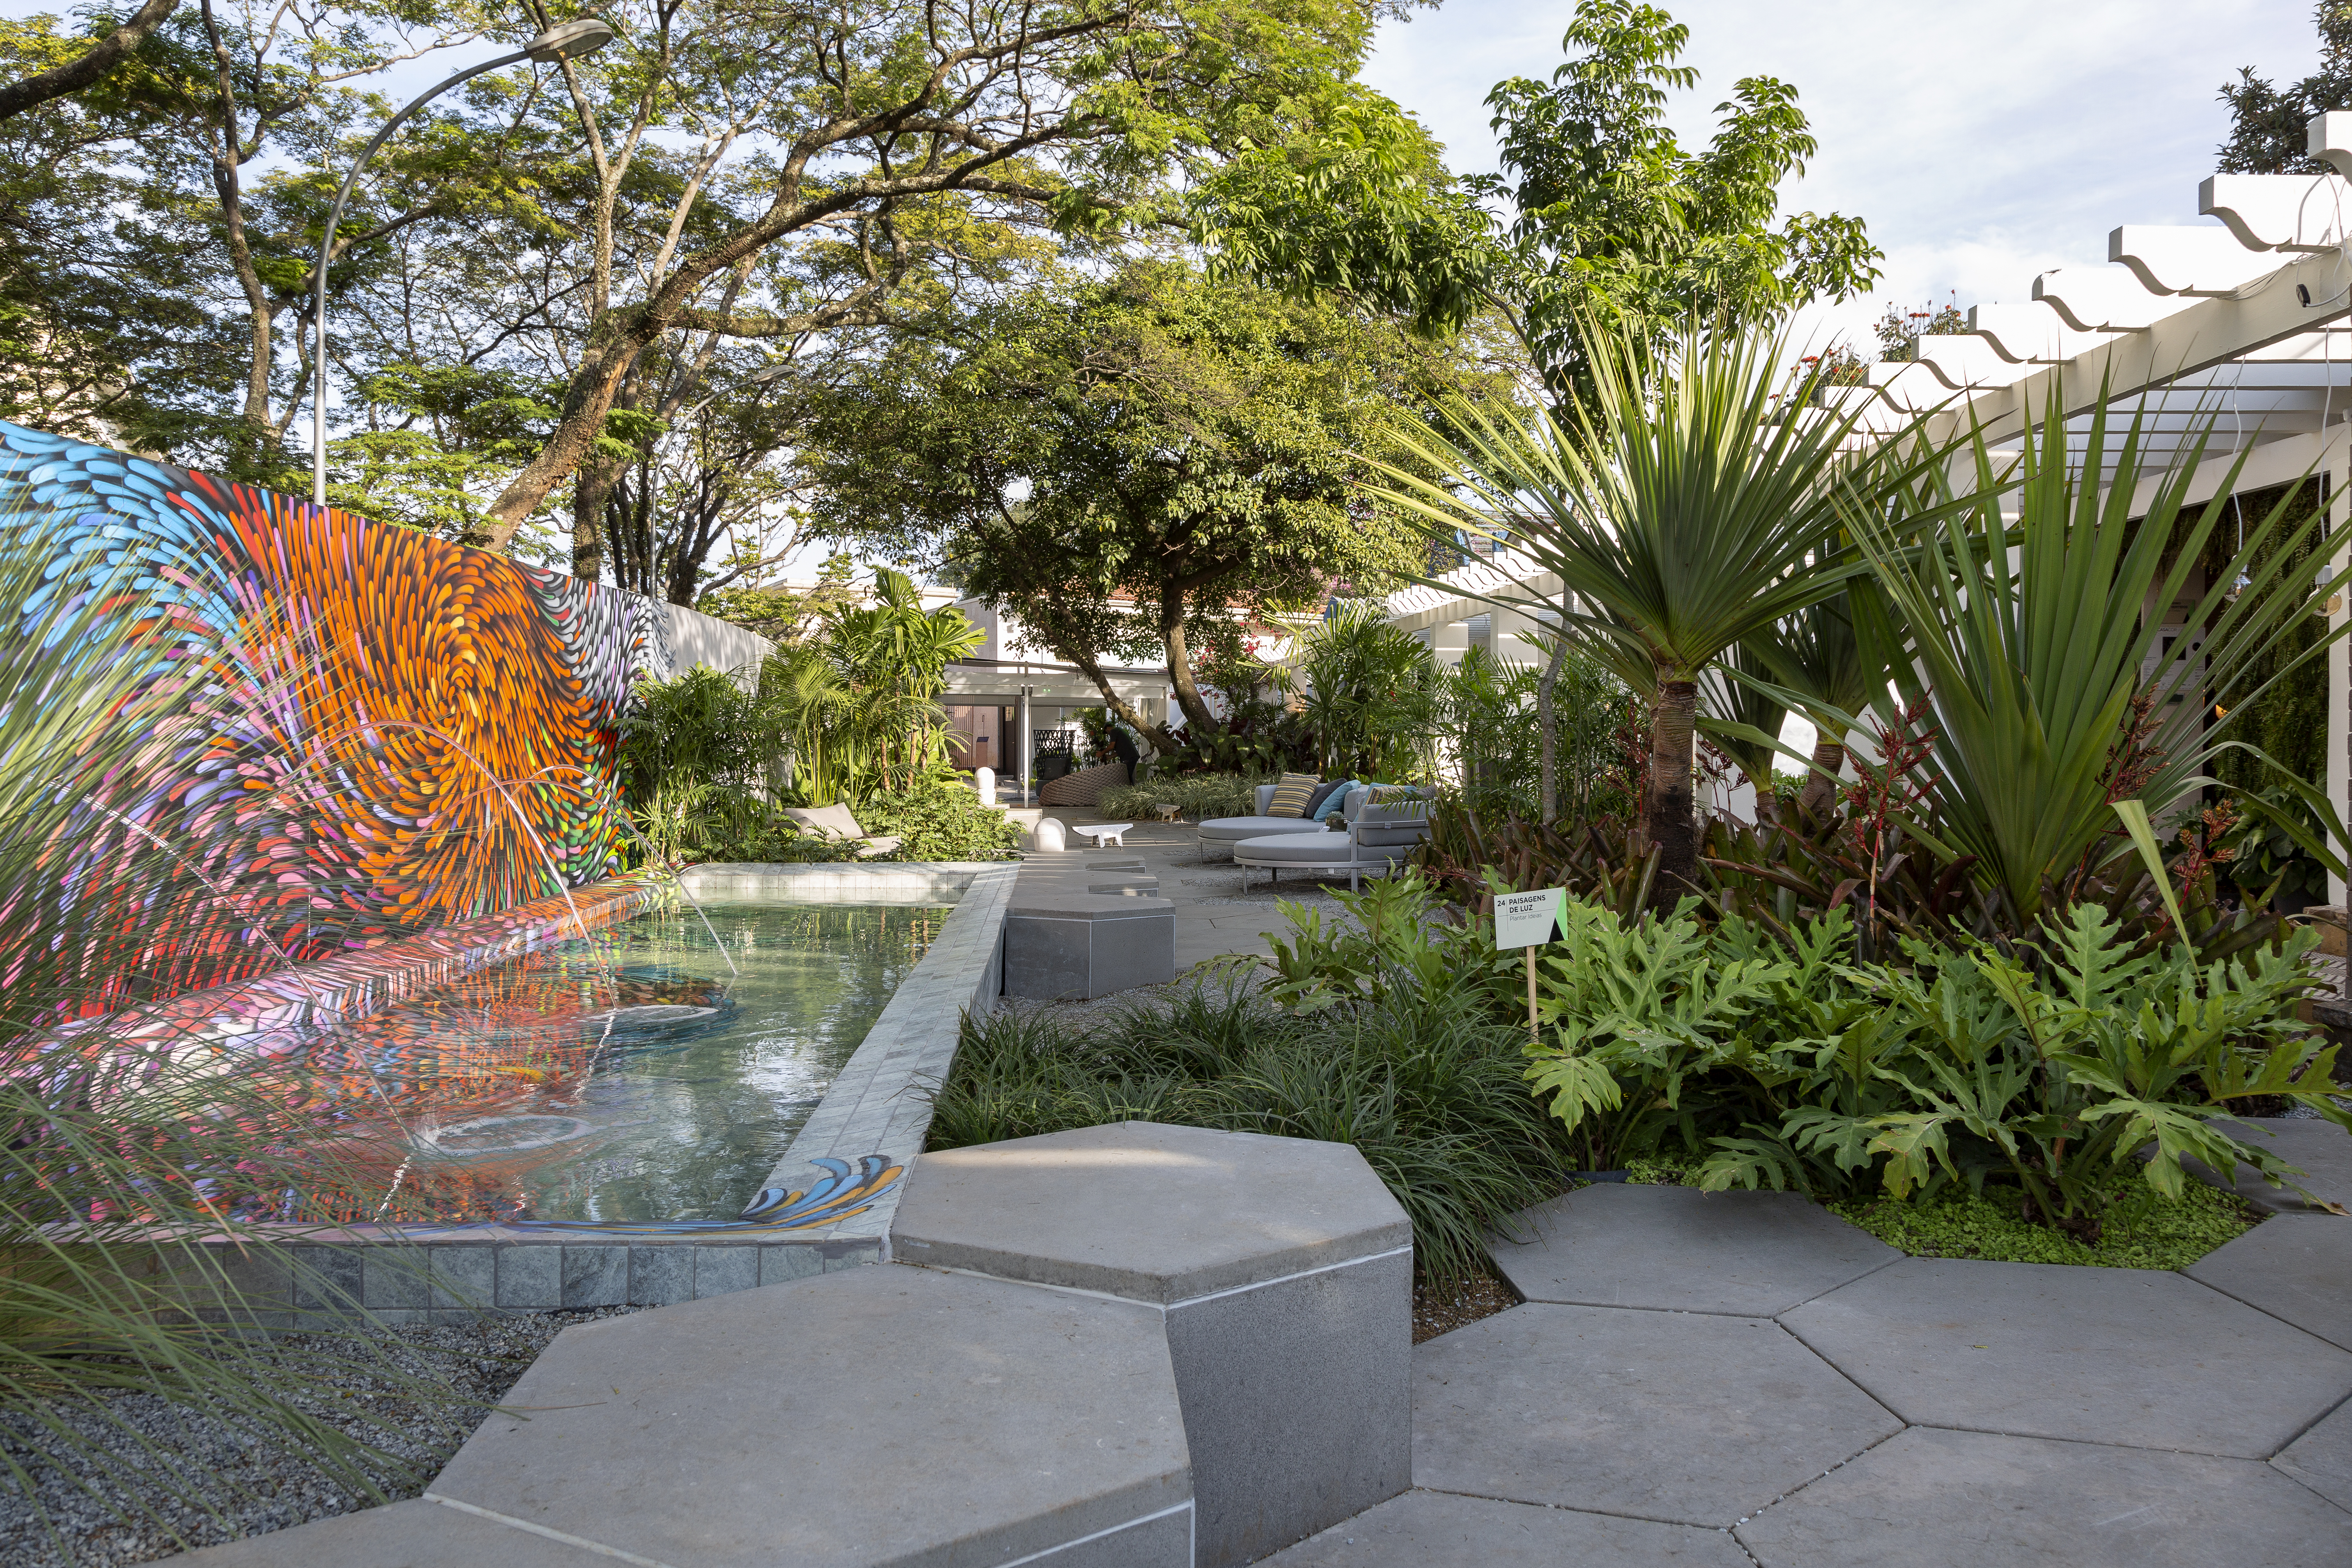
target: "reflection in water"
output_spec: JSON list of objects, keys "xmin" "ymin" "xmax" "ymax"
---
[{"xmin": 267, "ymin": 903, "xmax": 940, "ymax": 1225}]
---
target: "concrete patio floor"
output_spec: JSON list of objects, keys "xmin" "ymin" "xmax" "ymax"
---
[
  {"xmin": 1025, "ymin": 816, "xmax": 1365, "ymax": 979},
  {"xmin": 1269, "ymin": 1157, "xmax": 2352, "ymax": 1568}
]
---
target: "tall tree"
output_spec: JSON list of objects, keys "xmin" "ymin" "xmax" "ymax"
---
[
  {"xmin": 1195, "ymin": 0, "xmax": 1881, "ymax": 395},
  {"xmin": 0, "ymin": 0, "xmax": 176, "ymax": 123},
  {"xmin": 798, "ymin": 262, "xmax": 1511, "ymax": 748},
  {"xmin": 2219, "ymin": 2, "xmax": 2352, "ymax": 174},
  {"xmin": 458, "ymin": 0, "xmax": 1400, "ymax": 552}
]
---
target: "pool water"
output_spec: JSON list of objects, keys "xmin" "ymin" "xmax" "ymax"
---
[{"xmin": 293, "ymin": 901, "xmax": 944, "ymax": 1226}]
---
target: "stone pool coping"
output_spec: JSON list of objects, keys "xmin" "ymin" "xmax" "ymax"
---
[{"xmin": 170, "ymin": 861, "xmax": 1019, "ymax": 1317}]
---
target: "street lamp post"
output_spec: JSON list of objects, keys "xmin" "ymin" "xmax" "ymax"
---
[{"xmin": 309, "ymin": 18, "xmax": 614, "ymax": 508}]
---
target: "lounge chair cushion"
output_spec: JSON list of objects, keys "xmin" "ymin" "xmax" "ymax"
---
[
  {"xmin": 784, "ymin": 804, "xmax": 900, "ymax": 860},
  {"xmin": 1237, "ymin": 832, "xmax": 1414, "ymax": 867}
]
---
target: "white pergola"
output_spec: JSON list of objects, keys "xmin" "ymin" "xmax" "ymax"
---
[{"xmin": 1382, "ymin": 111, "xmax": 2352, "ymax": 894}]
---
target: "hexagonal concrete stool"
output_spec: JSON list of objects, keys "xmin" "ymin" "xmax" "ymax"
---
[
  {"xmin": 2276, "ymin": 1393, "xmax": 2352, "ymax": 1512},
  {"xmin": 1491, "ymin": 1184, "xmax": 1898, "ymax": 1316},
  {"xmin": 1782, "ymin": 1258, "xmax": 2352, "ymax": 1458},
  {"xmin": 1261, "ymin": 1488, "xmax": 1755, "ymax": 1567},
  {"xmin": 1735, "ymin": 1427, "xmax": 2352, "ymax": 1568},
  {"xmin": 422, "ymin": 1265, "xmax": 1183, "ymax": 1568},
  {"xmin": 1412, "ymin": 1303, "xmax": 1901, "ymax": 1527},
  {"xmin": 2184, "ymin": 1213, "xmax": 2352, "ymax": 1351},
  {"xmin": 892, "ymin": 1121, "xmax": 1414, "ymax": 1567}
]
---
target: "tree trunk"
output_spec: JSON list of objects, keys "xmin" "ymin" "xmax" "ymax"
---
[
  {"xmin": 1647, "ymin": 675, "xmax": 1699, "ymax": 910},
  {"xmin": 1065, "ymin": 645, "xmax": 1180, "ymax": 754},
  {"xmin": 1160, "ymin": 601, "xmax": 1220, "ymax": 738},
  {"xmin": 1796, "ymin": 735, "xmax": 1847, "ymax": 821},
  {"xmin": 1537, "ymin": 628, "xmax": 1568, "ymax": 823}
]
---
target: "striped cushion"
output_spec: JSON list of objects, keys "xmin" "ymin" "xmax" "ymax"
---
[
  {"xmin": 1267, "ymin": 772, "xmax": 1321, "ymax": 817},
  {"xmin": 1364, "ymin": 784, "xmax": 1421, "ymax": 806}
]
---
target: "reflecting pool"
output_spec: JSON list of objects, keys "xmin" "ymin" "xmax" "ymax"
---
[{"xmin": 293, "ymin": 901, "xmax": 944, "ymax": 1225}]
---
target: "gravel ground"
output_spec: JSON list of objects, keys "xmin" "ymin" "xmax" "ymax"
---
[
  {"xmin": 1412, "ymin": 1271, "xmax": 1520, "ymax": 1343},
  {"xmin": 0, "ymin": 1308, "xmax": 638, "ymax": 1568}
]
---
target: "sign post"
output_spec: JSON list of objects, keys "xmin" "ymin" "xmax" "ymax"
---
[{"xmin": 1492, "ymin": 887, "xmax": 1568, "ymax": 1040}]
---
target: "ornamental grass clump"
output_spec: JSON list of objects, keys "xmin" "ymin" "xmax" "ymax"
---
[{"xmin": 925, "ymin": 972, "xmax": 1568, "ymax": 1283}]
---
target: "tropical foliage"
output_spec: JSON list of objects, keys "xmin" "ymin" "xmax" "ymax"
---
[{"xmin": 620, "ymin": 569, "xmax": 1008, "ymax": 862}]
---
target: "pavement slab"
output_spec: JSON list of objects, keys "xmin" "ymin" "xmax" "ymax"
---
[
  {"xmin": 1735, "ymin": 1425, "xmax": 2352, "ymax": 1568},
  {"xmin": 1410, "ymin": 1302, "xmax": 1901, "ymax": 1527},
  {"xmin": 428, "ymin": 1263, "xmax": 1190, "ymax": 1568},
  {"xmin": 1260, "ymin": 1489, "xmax": 1753, "ymax": 1567},
  {"xmin": 1490, "ymin": 1184, "xmax": 1900, "ymax": 1317},
  {"xmin": 2275, "ymin": 1395, "xmax": 2352, "ymax": 1513},
  {"xmin": 169, "ymin": 1499, "xmax": 614, "ymax": 1566},
  {"xmin": 1781, "ymin": 1258, "xmax": 2352, "ymax": 1458},
  {"xmin": 2183, "ymin": 1214, "xmax": 2352, "ymax": 1351},
  {"xmin": 2188, "ymin": 1117, "xmax": 2352, "ymax": 1213}
]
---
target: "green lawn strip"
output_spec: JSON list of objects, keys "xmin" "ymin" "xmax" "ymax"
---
[{"xmin": 1617, "ymin": 1157, "xmax": 2258, "ymax": 1269}]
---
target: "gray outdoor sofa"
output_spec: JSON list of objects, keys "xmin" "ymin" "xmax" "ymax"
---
[
  {"xmin": 1230, "ymin": 794, "xmax": 1432, "ymax": 892},
  {"xmin": 1197, "ymin": 781, "xmax": 1361, "ymax": 858}
]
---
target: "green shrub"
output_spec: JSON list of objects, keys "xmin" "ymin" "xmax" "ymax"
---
[
  {"xmin": 855, "ymin": 779, "xmax": 1021, "ymax": 860},
  {"xmin": 1519, "ymin": 895, "xmax": 2346, "ymax": 1239},
  {"xmin": 927, "ymin": 981, "xmax": 1568, "ymax": 1283},
  {"xmin": 1100, "ymin": 772, "xmax": 1272, "ymax": 823}
]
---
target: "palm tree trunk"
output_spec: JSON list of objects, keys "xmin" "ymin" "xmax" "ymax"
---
[
  {"xmin": 1647, "ymin": 675, "xmax": 1699, "ymax": 908},
  {"xmin": 1796, "ymin": 735, "xmax": 1846, "ymax": 821}
]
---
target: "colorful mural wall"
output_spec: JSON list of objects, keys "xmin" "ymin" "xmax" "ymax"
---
[{"xmin": 0, "ymin": 420, "xmax": 765, "ymax": 1024}]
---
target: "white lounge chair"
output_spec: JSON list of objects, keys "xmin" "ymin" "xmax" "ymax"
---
[{"xmin": 782, "ymin": 803, "xmax": 903, "ymax": 859}]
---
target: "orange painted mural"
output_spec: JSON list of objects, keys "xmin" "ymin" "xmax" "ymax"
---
[{"xmin": 0, "ymin": 421, "xmax": 678, "ymax": 1020}]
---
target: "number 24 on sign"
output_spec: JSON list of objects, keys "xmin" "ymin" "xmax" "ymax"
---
[{"xmin": 1494, "ymin": 888, "xmax": 1566, "ymax": 1039}]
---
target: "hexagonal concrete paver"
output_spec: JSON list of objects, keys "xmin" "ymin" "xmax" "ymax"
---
[
  {"xmin": 430, "ymin": 1263, "xmax": 1191, "ymax": 1568},
  {"xmin": 2183, "ymin": 1214, "xmax": 2352, "ymax": 1351},
  {"xmin": 1781, "ymin": 1258, "xmax": 2352, "ymax": 1458},
  {"xmin": 1260, "ymin": 1489, "xmax": 1752, "ymax": 1566},
  {"xmin": 1412, "ymin": 1303, "xmax": 1900, "ymax": 1527},
  {"xmin": 2276, "ymin": 1395, "xmax": 2352, "ymax": 1513},
  {"xmin": 1735, "ymin": 1425, "xmax": 2352, "ymax": 1568},
  {"xmin": 2190, "ymin": 1117, "xmax": 2352, "ymax": 1214},
  {"xmin": 1490, "ymin": 1184, "xmax": 1899, "ymax": 1317}
]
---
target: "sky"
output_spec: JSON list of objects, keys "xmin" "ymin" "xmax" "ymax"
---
[{"xmin": 1362, "ymin": 0, "xmax": 2324, "ymax": 356}]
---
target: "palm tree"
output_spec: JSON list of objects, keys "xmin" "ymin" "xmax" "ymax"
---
[{"xmin": 1372, "ymin": 323, "xmax": 1954, "ymax": 904}]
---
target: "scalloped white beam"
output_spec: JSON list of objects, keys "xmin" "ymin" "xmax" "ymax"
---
[
  {"xmin": 1967, "ymin": 301, "xmax": 2118, "ymax": 363},
  {"xmin": 2032, "ymin": 267, "xmax": 2166, "ymax": 332},
  {"xmin": 2107, "ymin": 225, "xmax": 2271, "ymax": 296},
  {"xmin": 2197, "ymin": 172, "xmax": 2351, "ymax": 251}
]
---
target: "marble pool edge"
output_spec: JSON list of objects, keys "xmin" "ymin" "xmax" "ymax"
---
[{"xmin": 177, "ymin": 860, "xmax": 1020, "ymax": 1322}]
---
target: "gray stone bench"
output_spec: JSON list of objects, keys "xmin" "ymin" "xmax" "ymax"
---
[
  {"xmin": 1003, "ymin": 852, "xmax": 1177, "ymax": 998},
  {"xmin": 893, "ymin": 1121, "xmax": 1414, "ymax": 1566}
]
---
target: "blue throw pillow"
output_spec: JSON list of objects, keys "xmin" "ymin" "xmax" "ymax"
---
[
  {"xmin": 1300, "ymin": 778, "xmax": 1347, "ymax": 819},
  {"xmin": 1313, "ymin": 780, "xmax": 1361, "ymax": 825}
]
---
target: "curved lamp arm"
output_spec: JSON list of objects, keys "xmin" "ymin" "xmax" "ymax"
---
[{"xmin": 310, "ymin": 21, "xmax": 612, "ymax": 508}]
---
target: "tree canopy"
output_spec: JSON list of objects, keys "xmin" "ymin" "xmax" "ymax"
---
[{"xmin": 798, "ymin": 260, "xmax": 1515, "ymax": 746}]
